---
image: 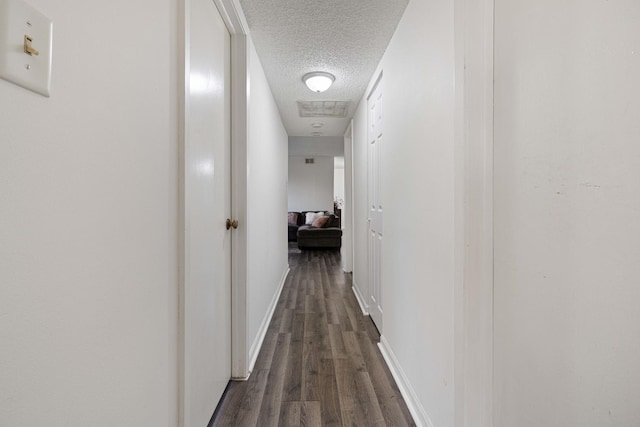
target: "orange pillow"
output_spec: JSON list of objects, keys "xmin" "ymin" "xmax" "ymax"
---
[{"xmin": 312, "ymin": 215, "xmax": 330, "ymax": 228}]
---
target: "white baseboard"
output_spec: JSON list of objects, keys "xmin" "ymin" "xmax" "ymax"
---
[
  {"xmin": 351, "ymin": 280, "xmax": 369, "ymax": 315},
  {"xmin": 247, "ymin": 267, "xmax": 289, "ymax": 374},
  {"xmin": 378, "ymin": 336, "xmax": 434, "ymax": 427}
]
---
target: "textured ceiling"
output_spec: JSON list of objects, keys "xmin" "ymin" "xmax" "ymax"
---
[{"xmin": 239, "ymin": 0, "xmax": 409, "ymax": 137}]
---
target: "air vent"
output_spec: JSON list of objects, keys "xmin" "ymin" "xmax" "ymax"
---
[
  {"xmin": 297, "ymin": 100, "xmax": 351, "ymax": 118},
  {"xmin": 305, "ymin": 158, "xmax": 315, "ymax": 164}
]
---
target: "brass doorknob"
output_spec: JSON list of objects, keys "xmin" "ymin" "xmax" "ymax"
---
[{"xmin": 226, "ymin": 218, "xmax": 238, "ymax": 230}]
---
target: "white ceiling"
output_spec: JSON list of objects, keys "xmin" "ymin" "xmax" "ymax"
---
[{"xmin": 238, "ymin": 0, "xmax": 409, "ymax": 137}]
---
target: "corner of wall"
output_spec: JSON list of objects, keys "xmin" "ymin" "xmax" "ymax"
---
[
  {"xmin": 378, "ymin": 337, "xmax": 434, "ymax": 427},
  {"xmin": 351, "ymin": 280, "xmax": 369, "ymax": 315},
  {"xmin": 247, "ymin": 267, "xmax": 290, "ymax": 373}
]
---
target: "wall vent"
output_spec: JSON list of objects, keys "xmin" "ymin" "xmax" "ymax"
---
[
  {"xmin": 297, "ymin": 100, "xmax": 351, "ymax": 118},
  {"xmin": 305, "ymin": 158, "xmax": 315, "ymax": 164}
]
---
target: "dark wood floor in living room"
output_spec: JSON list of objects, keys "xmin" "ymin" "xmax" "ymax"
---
[{"xmin": 210, "ymin": 244, "xmax": 415, "ymax": 427}]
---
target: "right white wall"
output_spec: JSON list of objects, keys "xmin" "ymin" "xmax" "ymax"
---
[
  {"xmin": 493, "ymin": 1, "xmax": 640, "ymax": 426},
  {"xmin": 352, "ymin": 0, "xmax": 456, "ymax": 425},
  {"xmin": 354, "ymin": 0, "xmax": 640, "ymax": 426}
]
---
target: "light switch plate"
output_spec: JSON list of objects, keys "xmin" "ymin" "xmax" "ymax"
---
[{"xmin": 0, "ymin": 0, "xmax": 52, "ymax": 97}]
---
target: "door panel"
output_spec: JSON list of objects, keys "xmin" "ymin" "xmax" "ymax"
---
[
  {"xmin": 182, "ymin": 0, "xmax": 231, "ymax": 425},
  {"xmin": 368, "ymin": 79, "xmax": 383, "ymax": 331}
]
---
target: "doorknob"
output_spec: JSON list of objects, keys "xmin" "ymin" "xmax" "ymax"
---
[{"xmin": 226, "ymin": 218, "xmax": 238, "ymax": 230}]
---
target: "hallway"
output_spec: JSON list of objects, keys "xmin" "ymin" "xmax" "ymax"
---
[{"xmin": 211, "ymin": 246, "xmax": 415, "ymax": 426}]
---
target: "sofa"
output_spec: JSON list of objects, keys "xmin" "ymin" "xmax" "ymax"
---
[{"xmin": 288, "ymin": 211, "xmax": 342, "ymax": 249}]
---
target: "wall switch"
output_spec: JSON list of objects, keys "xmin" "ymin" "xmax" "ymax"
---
[{"xmin": 0, "ymin": 0, "xmax": 52, "ymax": 97}]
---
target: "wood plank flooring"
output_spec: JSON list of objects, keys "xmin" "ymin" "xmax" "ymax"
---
[{"xmin": 211, "ymin": 245, "xmax": 415, "ymax": 427}]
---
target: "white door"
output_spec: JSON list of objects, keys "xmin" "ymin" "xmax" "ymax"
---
[
  {"xmin": 182, "ymin": 0, "xmax": 231, "ymax": 425},
  {"xmin": 367, "ymin": 78, "xmax": 383, "ymax": 331}
]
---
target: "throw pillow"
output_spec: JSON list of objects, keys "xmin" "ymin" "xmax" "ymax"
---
[
  {"xmin": 305, "ymin": 212, "xmax": 320, "ymax": 224},
  {"xmin": 312, "ymin": 215, "xmax": 330, "ymax": 228},
  {"xmin": 288, "ymin": 212, "xmax": 299, "ymax": 225}
]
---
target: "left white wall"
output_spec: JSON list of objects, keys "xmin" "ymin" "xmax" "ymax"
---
[
  {"xmin": 0, "ymin": 1, "xmax": 178, "ymax": 426},
  {"xmin": 246, "ymin": 38, "xmax": 289, "ymax": 366}
]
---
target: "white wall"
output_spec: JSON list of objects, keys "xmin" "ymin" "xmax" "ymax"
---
[
  {"xmin": 0, "ymin": 1, "xmax": 178, "ymax": 426},
  {"xmin": 288, "ymin": 156, "xmax": 335, "ymax": 212},
  {"xmin": 493, "ymin": 1, "xmax": 640, "ymax": 426},
  {"xmin": 246, "ymin": 39, "xmax": 289, "ymax": 364},
  {"xmin": 352, "ymin": 0, "xmax": 456, "ymax": 425},
  {"xmin": 288, "ymin": 136, "xmax": 342, "ymax": 214},
  {"xmin": 289, "ymin": 136, "xmax": 344, "ymax": 157}
]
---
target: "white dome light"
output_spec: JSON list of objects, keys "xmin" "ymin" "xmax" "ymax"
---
[{"xmin": 303, "ymin": 72, "xmax": 335, "ymax": 93}]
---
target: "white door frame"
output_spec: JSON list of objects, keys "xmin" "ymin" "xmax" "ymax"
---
[
  {"xmin": 210, "ymin": 0, "xmax": 252, "ymax": 381},
  {"xmin": 453, "ymin": 0, "xmax": 494, "ymax": 426},
  {"xmin": 342, "ymin": 120, "xmax": 354, "ymax": 273}
]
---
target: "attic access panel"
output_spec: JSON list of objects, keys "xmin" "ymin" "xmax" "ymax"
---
[{"xmin": 297, "ymin": 100, "xmax": 351, "ymax": 118}]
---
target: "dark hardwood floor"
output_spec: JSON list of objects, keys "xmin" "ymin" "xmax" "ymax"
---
[{"xmin": 211, "ymin": 244, "xmax": 415, "ymax": 426}]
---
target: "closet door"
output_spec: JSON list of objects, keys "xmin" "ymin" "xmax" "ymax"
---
[
  {"xmin": 182, "ymin": 0, "xmax": 231, "ymax": 424},
  {"xmin": 367, "ymin": 77, "xmax": 383, "ymax": 331}
]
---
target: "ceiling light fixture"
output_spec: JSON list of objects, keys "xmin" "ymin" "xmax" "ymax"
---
[
  {"xmin": 303, "ymin": 72, "xmax": 335, "ymax": 93},
  {"xmin": 311, "ymin": 123, "xmax": 324, "ymax": 128},
  {"xmin": 311, "ymin": 131, "xmax": 323, "ymax": 136}
]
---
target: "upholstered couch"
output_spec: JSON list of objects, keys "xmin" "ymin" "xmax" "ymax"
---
[{"xmin": 288, "ymin": 211, "xmax": 342, "ymax": 249}]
